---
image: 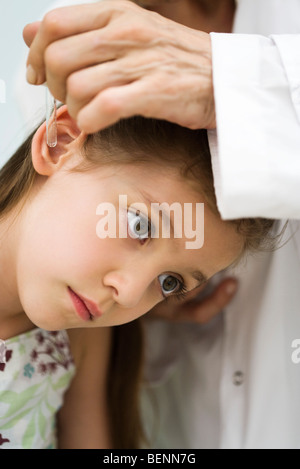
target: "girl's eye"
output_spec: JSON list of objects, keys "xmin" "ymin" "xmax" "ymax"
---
[
  {"xmin": 158, "ymin": 274, "xmax": 183, "ymax": 297},
  {"xmin": 127, "ymin": 210, "xmax": 152, "ymax": 242}
]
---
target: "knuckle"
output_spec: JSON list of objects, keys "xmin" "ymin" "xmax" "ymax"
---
[
  {"xmin": 123, "ymin": 22, "xmax": 143, "ymax": 38},
  {"xmin": 42, "ymin": 10, "xmax": 65, "ymax": 38},
  {"xmin": 113, "ymin": 19, "xmax": 149, "ymax": 42},
  {"xmin": 188, "ymin": 121, "xmax": 202, "ymax": 130},
  {"xmin": 66, "ymin": 72, "xmax": 85, "ymax": 100},
  {"xmin": 100, "ymin": 90, "xmax": 122, "ymax": 116},
  {"xmin": 90, "ymin": 29, "xmax": 105, "ymax": 52},
  {"xmin": 90, "ymin": 31, "xmax": 114, "ymax": 60},
  {"xmin": 44, "ymin": 42, "xmax": 65, "ymax": 74}
]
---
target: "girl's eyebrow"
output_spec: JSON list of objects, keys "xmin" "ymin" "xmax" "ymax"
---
[
  {"xmin": 137, "ymin": 188, "xmax": 174, "ymax": 235},
  {"xmin": 136, "ymin": 189, "xmax": 208, "ymax": 287}
]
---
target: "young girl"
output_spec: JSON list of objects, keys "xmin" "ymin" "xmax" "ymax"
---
[{"xmin": 0, "ymin": 106, "xmax": 275, "ymax": 448}]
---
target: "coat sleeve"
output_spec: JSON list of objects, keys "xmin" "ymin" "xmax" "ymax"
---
[{"xmin": 209, "ymin": 33, "xmax": 300, "ymax": 220}]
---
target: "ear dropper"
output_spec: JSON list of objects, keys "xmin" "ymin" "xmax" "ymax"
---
[{"xmin": 45, "ymin": 86, "xmax": 57, "ymax": 147}]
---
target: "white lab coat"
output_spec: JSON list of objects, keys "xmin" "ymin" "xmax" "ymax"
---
[
  {"xmin": 210, "ymin": 0, "xmax": 300, "ymax": 220},
  {"xmin": 141, "ymin": 0, "xmax": 300, "ymax": 449}
]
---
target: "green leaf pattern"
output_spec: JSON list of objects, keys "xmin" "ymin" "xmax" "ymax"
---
[{"xmin": 0, "ymin": 329, "xmax": 75, "ymax": 449}]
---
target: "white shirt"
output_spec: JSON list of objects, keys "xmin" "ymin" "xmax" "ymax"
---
[
  {"xmin": 210, "ymin": 0, "xmax": 300, "ymax": 220},
  {"xmin": 141, "ymin": 0, "xmax": 300, "ymax": 449}
]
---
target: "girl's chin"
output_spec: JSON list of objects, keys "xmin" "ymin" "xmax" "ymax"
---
[{"xmin": 26, "ymin": 315, "xmax": 68, "ymax": 332}]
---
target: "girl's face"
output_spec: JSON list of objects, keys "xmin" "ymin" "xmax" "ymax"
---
[{"xmin": 15, "ymin": 155, "xmax": 243, "ymax": 331}]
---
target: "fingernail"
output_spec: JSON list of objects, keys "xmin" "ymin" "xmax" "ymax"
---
[
  {"xmin": 26, "ymin": 65, "xmax": 37, "ymax": 85},
  {"xmin": 226, "ymin": 282, "xmax": 237, "ymax": 295}
]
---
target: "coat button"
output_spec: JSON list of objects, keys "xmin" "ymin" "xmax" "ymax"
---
[{"xmin": 233, "ymin": 371, "xmax": 244, "ymax": 386}]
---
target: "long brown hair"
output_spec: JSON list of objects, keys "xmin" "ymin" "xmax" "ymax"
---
[{"xmin": 0, "ymin": 116, "xmax": 277, "ymax": 448}]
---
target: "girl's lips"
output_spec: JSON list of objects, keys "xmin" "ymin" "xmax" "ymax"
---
[
  {"xmin": 68, "ymin": 287, "xmax": 103, "ymax": 322},
  {"xmin": 78, "ymin": 292, "xmax": 103, "ymax": 318}
]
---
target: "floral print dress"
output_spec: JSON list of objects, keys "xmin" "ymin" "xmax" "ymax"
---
[{"xmin": 0, "ymin": 329, "xmax": 75, "ymax": 449}]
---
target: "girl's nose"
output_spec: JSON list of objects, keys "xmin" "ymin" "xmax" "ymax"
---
[{"xmin": 102, "ymin": 268, "xmax": 155, "ymax": 309}]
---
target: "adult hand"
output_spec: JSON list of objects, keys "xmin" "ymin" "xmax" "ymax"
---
[
  {"xmin": 23, "ymin": 0, "xmax": 216, "ymax": 133},
  {"xmin": 148, "ymin": 277, "xmax": 238, "ymax": 324}
]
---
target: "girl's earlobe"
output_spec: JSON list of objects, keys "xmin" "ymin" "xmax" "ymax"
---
[{"xmin": 31, "ymin": 105, "xmax": 85, "ymax": 176}]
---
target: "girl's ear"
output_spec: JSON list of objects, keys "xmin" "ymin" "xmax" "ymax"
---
[{"xmin": 31, "ymin": 105, "xmax": 85, "ymax": 176}]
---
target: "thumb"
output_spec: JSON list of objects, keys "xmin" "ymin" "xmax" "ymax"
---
[
  {"xmin": 173, "ymin": 277, "xmax": 238, "ymax": 324},
  {"xmin": 23, "ymin": 22, "xmax": 41, "ymax": 47}
]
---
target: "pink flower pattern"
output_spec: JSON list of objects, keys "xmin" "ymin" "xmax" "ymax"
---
[
  {"xmin": 0, "ymin": 349, "xmax": 13, "ymax": 372},
  {"xmin": 28, "ymin": 330, "xmax": 73, "ymax": 377},
  {"xmin": 0, "ymin": 433, "xmax": 10, "ymax": 447},
  {"xmin": 0, "ymin": 329, "xmax": 75, "ymax": 449}
]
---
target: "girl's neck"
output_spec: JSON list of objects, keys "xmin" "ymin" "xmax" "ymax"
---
[{"xmin": 0, "ymin": 209, "xmax": 34, "ymax": 340}]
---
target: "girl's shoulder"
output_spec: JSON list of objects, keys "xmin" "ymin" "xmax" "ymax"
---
[
  {"xmin": 0, "ymin": 328, "xmax": 76, "ymax": 449},
  {"xmin": 1, "ymin": 328, "xmax": 74, "ymax": 371}
]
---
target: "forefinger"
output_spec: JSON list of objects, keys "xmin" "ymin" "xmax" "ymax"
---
[{"xmin": 25, "ymin": 2, "xmax": 118, "ymax": 85}]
